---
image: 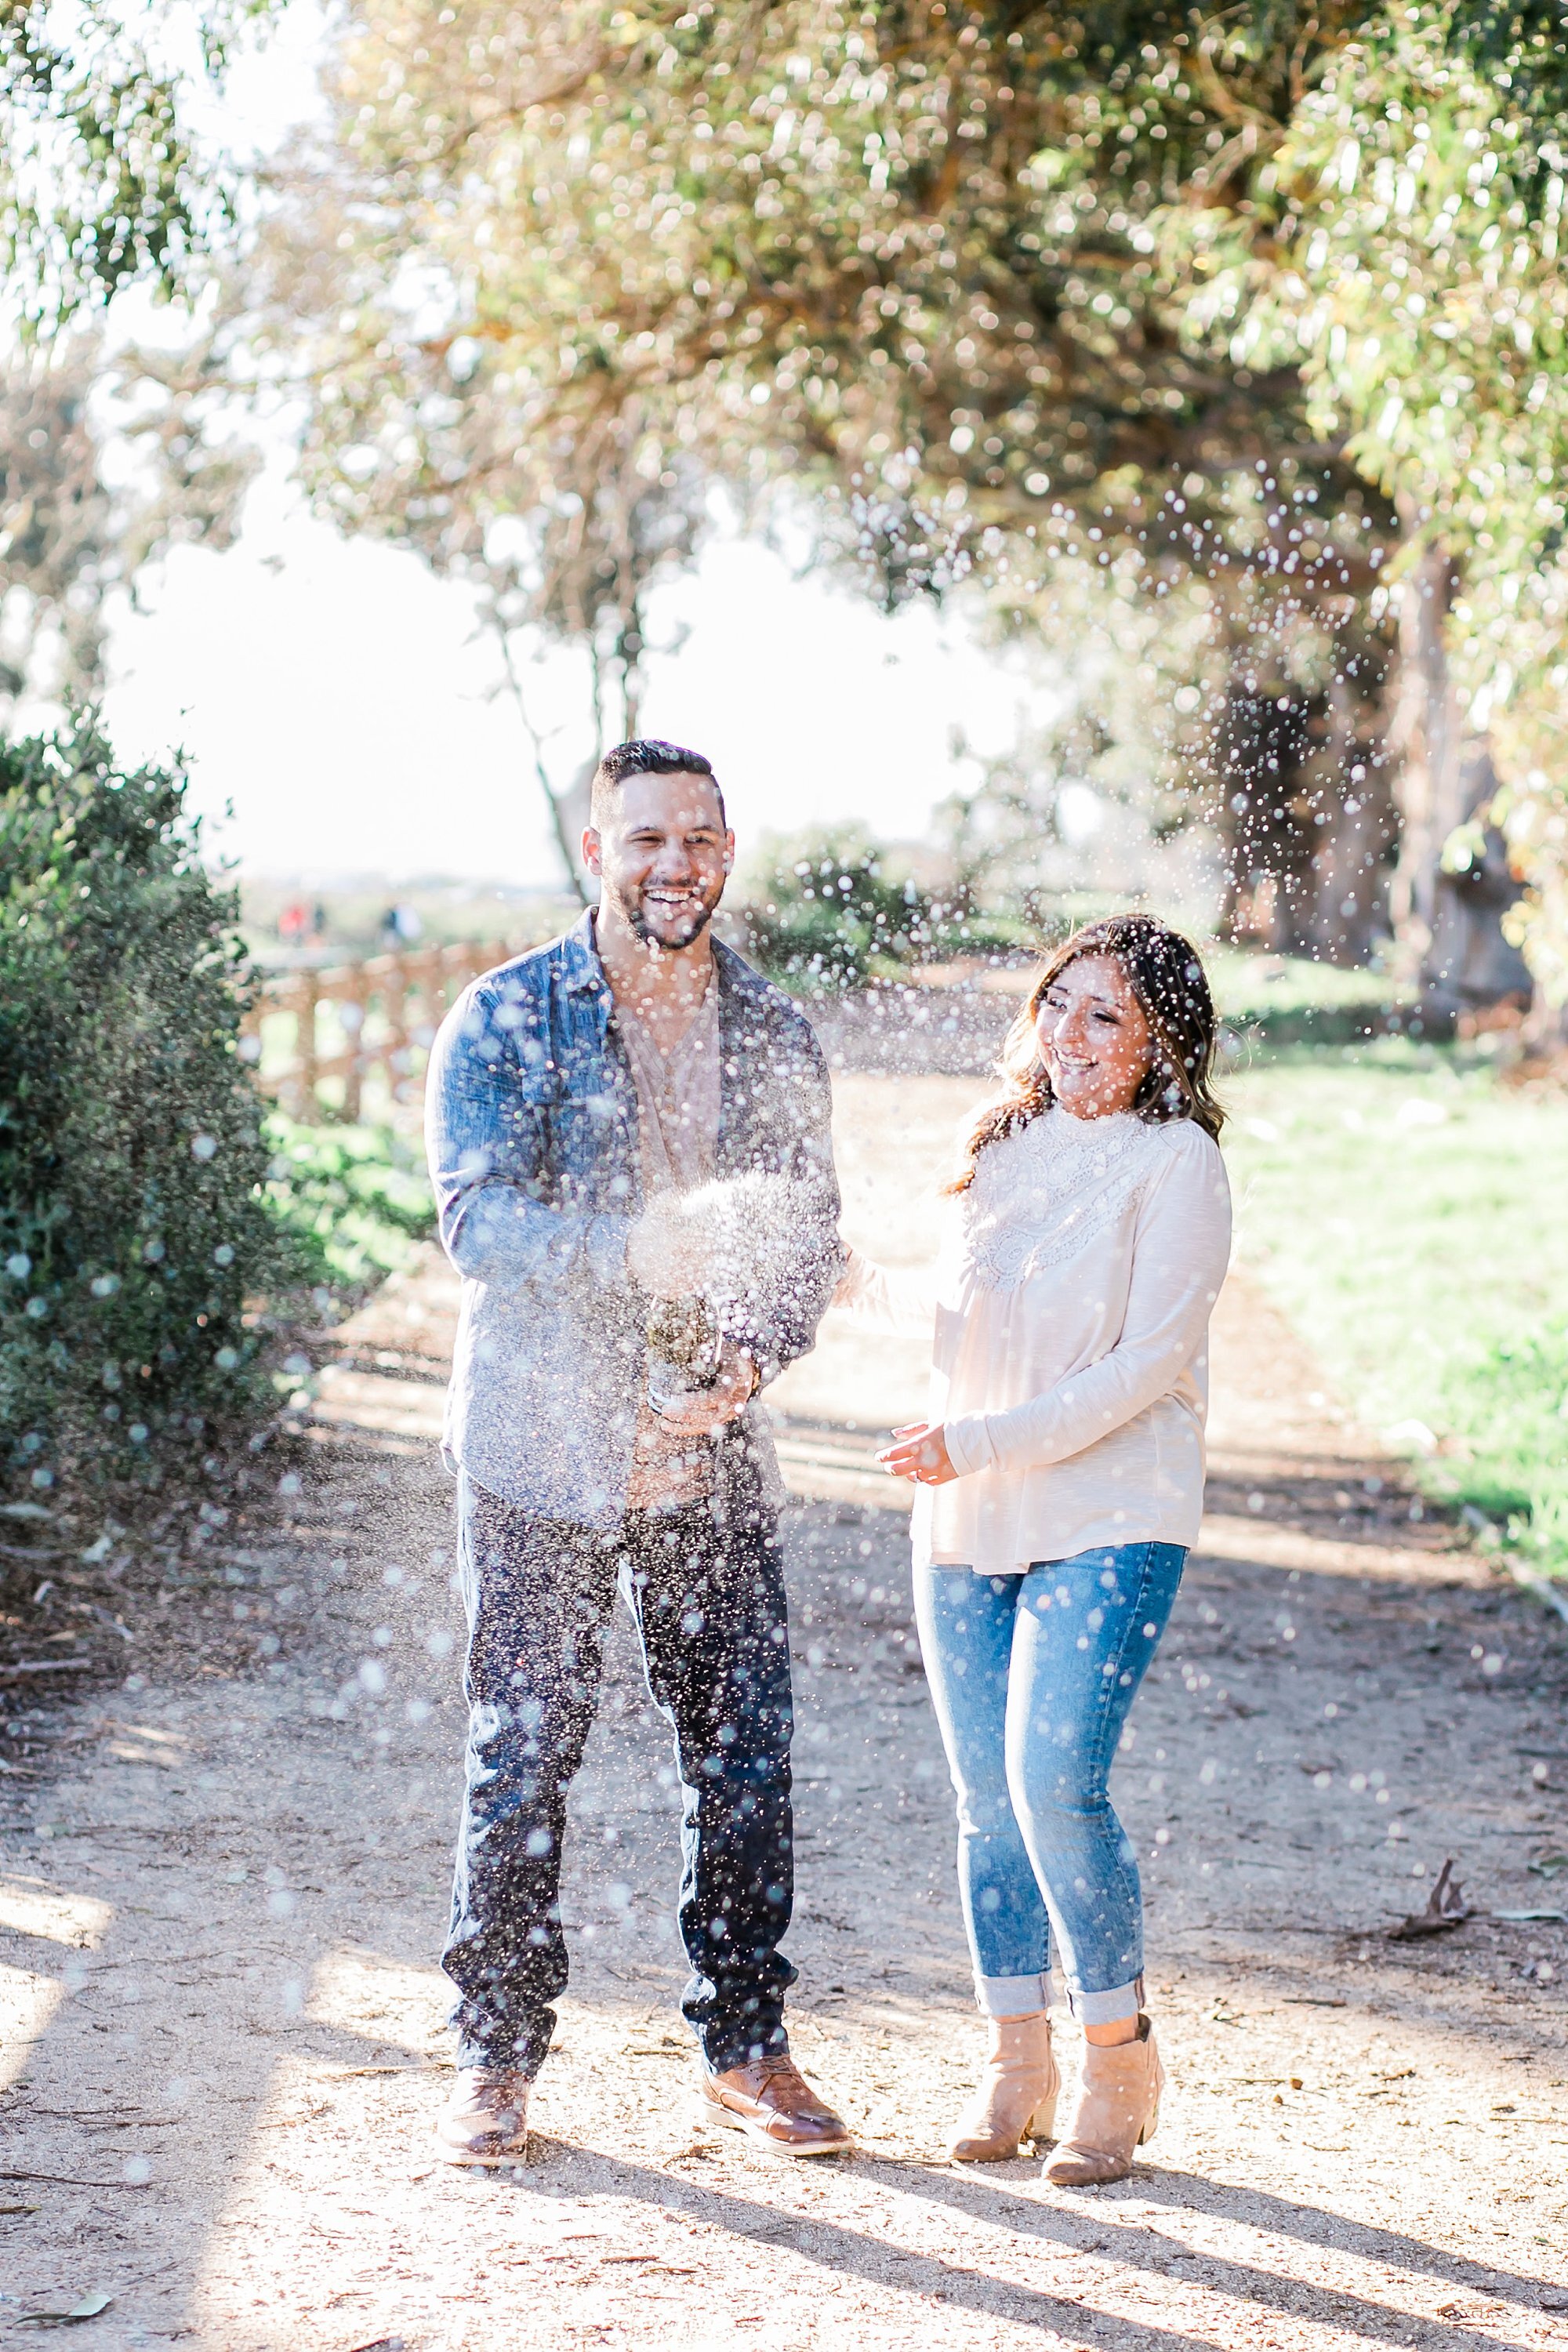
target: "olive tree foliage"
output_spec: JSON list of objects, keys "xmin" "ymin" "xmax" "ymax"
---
[
  {"xmin": 0, "ymin": 341, "xmax": 114, "ymax": 708},
  {"xmin": 937, "ymin": 554, "xmax": 1210, "ymax": 908},
  {"xmin": 209, "ymin": 143, "xmax": 714, "ymax": 897},
  {"xmin": 243, "ymin": 2, "xmax": 1385, "ymax": 587},
  {"xmin": 0, "ymin": 5, "xmax": 267, "ymax": 728},
  {"xmin": 0, "ymin": 0, "xmax": 280, "ymax": 319},
  {"xmin": 267, "ymin": 1, "xmax": 1366, "ymax": 548}
]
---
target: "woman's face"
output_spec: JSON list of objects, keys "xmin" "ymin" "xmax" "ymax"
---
[{"xmin": 1033, "ymin": 953, "xmax": 1155, "ymax": 1120}]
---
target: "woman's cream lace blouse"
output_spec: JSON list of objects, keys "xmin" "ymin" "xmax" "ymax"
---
[{"xmin": 841, "ymin": 1107, "xmax": 1232, "ymax": 1573}]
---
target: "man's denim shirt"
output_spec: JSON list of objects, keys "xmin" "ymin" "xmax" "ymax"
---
[{"xmin": 425, "ymin": 912, "xmax": 841, "ymax": 1526}]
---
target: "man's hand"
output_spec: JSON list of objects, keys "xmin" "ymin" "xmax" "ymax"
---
[
  {"xmin": 651, "ymin": 1344, "xmax": 758, "ymax": 1435},
  {"xmin": 876, "ymin": 1421, "xmax": 958, "ymax": 1486}
]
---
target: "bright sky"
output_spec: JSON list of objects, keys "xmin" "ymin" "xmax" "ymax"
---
[
  {"xmin": 95, "ymin": 3, "xmax": 1049, "ymax": 887},
  {"xmin": 104, "ymin": 483, "xmax": 1045, "ymax": 886}
]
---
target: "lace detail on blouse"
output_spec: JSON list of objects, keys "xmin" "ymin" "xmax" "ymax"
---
[{"xmin": 959, "ymin": 1109, "xmax": 1163, "ymax": 1292}]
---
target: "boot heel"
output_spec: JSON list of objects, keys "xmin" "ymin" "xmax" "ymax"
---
[{"xmin": 1025, "ymin": 2092, "xmax": 1058, "ymax": 2146}]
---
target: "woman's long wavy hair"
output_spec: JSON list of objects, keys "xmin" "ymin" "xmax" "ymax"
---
[{"xmin": 948, "ymin": 914, "xmax": 1224, "ymax": 1193}]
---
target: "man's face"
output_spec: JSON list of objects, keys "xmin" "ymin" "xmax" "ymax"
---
[{"xmin": 583, "ymin": 771, "xmax": 733, "ymax": 950}]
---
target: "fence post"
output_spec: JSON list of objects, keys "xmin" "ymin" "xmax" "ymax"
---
[
  {"xmin": 295, "ymin": 971, "xmax": 320, "ymax": 1116},
  {"xmin": 342, "ymin": 971, "xmax": 366, "ymax": 1123},
  {"xmin": 247, "ymin": 936, "xmax": 517, "ymax": 1112},
  {"xmin": 385, "ymin": 953, "xmax": 410, "ymax": 1099}
]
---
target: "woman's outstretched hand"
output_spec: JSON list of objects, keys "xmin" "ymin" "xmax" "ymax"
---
[
  {"xmin": 832, "ymin": 1242, "xmax": 865, "ymax": 1307},
  {"xmin": 876, "ymin": 1421, "xmax": 958, "ymax": 1486}
]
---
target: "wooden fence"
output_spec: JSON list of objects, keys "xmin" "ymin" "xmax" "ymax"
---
[{"xmin": 241, "ymin": 939, "xmax": 514, "ymax": 1119}]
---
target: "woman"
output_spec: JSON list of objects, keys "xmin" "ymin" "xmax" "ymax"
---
[{"xmin": 841, "ymin": 913, "xmax": 1230, "ymax": 2184}]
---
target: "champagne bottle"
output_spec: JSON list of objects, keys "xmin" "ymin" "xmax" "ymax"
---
[{"xmin": 645, "ymin": 1293, "xmax": 724, "ymax": 1418}]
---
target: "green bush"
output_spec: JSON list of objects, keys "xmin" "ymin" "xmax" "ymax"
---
[
  {"xmin": 735, "ymin": 826, "xmax": 1021, "ymax": 990},
  {"xmin": 264, "ymin": 1116, "xmax": 435, "ymax": 1290},
  {"xmin": 0, "ymin": 720, "xmax": 285, "ymax": 1492}
]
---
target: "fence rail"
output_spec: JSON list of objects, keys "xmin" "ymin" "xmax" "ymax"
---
[{"xmin": 241, "ymin": 939, "xmax": 514, "ymax": 1118}]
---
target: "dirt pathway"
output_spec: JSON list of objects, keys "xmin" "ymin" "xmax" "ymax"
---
[{"xmin": 2, "ymin": 1075, "xmax": 1567, "ymax": 2350}]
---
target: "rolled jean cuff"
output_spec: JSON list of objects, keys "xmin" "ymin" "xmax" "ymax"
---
[
  {"xmin": 975, "ymin": 1972, "xmax": 1053, "ymax": 2019},
  {"xmin": 1071, "ymin": 1980, "xmax": 1142, "ymax": 2027}
]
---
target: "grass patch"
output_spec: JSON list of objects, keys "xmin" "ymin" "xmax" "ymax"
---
[
  {"xmin": 264, "ymin": 1117, "xmax": 435, "ymax": 1294},
  {"xmin": 1207, "ymin": 946, "xmax": 1409, "ymax": 1047},
  {"xmin": 1222, "ymin": 1043, "xmax": 1568, "ymax": 1580}
]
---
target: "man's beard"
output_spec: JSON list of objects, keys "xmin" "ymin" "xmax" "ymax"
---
[{"xmin": 615, "ymin": 878, "xmax": 720, "ymax": 951}]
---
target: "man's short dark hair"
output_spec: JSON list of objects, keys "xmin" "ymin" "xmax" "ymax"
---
[{"xmin": 590, "ymin": 739, "xmax": 726, "ymax": 830}]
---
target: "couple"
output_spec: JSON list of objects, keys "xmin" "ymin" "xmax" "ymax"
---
[{"xmin": 424, "ymin": 739, "xmax": 1231, "ymax": 2183}]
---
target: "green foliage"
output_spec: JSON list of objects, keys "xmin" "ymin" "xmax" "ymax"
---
[
  {"xmin": 1180, "ymin": 6, "xmax": 1568, "ymax": 993},
  {"xmin": 217, "ymin": 2, "xmax": 1398, "ymax": 963},
  {"xmin": 735, "ymin": 827, "xmax": 1018, "ymax": 990},
  {"xmin": 1224, "ymin": 1046, "xmax": 1568, "ymax": 1580},
  {"xmin": 263, "ymin": 1117, "xmax": 435, "ymax": 1290},
  {"xmin": 187, "ymin": 2, "xmax": 1568, "ymax": 982},
  {"xmin": 239, "ymin": 2, "xmax": 1384, "ymax": 613},
  {"xmin": 1, "ymin": 0, "xmax": 281, "ymax": 318},
  {"xmin": 736, "ymin": 829, "xmax": 927, "ymax": 989},
  {"xmin": 0, "ymin": 718, "xmax": 285, "ymax": 1492},
  {"xmin": 0, "ymin": 338, "xmax": 256, "ymax": 724}
]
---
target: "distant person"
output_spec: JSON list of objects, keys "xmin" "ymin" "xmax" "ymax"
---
[
  {"xmin": 424, "ymin": 739, "xmax": 851, "ymax": 2164},
  {"xmin": 382, "ymin": 902, "xmax": 423, "ymax": 949},
  {"xmin": 278, "ymin": 901, "xmax": 310, "ymax": 946},
  {"xmin": 840, "ymin": 915, "xmax": 1230, "ymax": 2185}
]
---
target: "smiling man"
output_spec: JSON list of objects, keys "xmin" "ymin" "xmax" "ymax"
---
[{"xmin": 424, "ymin": 739, "xmax": 850, "ymax": 2163}]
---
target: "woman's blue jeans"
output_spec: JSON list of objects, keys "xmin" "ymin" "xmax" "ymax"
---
[{"xmin": 914, "ymin": 1542, "xmax": 1186, "ymax": 2025}]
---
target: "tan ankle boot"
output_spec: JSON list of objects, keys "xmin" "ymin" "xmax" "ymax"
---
[
  {"xmin": 1044, "ymin": 2016, "xmax": 1163, "ymax": 2187},
  {"xmin": 947, "ymin": 2010, "xmax": 1059, "ymax": 2163}
]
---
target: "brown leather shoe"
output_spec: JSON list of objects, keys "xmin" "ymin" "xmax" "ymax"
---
[
  {"xmin": 434, "ymin": 2067, "xmax": 531, "ymax": 2165},
  {"xmin": 698, "ymin": 2055, "xmax": 852, "ymax": 2157}
]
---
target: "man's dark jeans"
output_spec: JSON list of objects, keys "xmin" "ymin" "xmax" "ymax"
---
[{"xmin": 443, "ymin": 1475, "xmax": 797, "ymax": 2078}]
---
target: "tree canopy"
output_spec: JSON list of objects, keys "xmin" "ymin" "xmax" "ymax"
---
[
  {"xmin": 0, "ymin": 335, "xmax": 259, "ymax": 729},
  {"xmin": 201, "ymin": 0, "xmax": 1568, "ymax": 997},
  {"xmin": 0, "ymin": 0, "xmax": 276, "ymax": 317}
]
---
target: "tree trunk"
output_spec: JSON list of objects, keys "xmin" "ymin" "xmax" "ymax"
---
[
  {"xmin": 1386, "ymin": 538, "xmax": 1465, "ymax": 965},
  {"xmin": 1385, "ymin": 541, "xmax": 1531, "ymax": 1016},
  {"xmin": 495, "ymin": 622, "xmax": 590, "ymax": 907},
  {"xmin": 1214, "ymin": 672, "xmax": 1395, "ymax": 966},
  {"xmin": 557, "ymin": 755, "xmax": 597, "ymax": 874},
  {"xmin": 542, "ymin": 775, "xmax": 592, "ymax": 909},
  {"xmin": 1296, "ymin": 670, "xmax": 1398, "ymax": 967}
]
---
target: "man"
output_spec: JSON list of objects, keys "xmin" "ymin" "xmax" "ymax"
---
[{"xmin": 424, "ymin": 738, "xmax": 850, "ymax": 2161}]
